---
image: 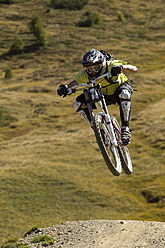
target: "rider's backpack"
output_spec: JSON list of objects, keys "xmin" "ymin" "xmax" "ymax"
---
[{"xmin": 99, "ymin": 50, "xmax": 114, "ymax": 61}]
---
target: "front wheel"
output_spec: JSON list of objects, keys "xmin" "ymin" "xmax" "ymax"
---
[
  {"xmin": 93, "ymin": 113, "xmax": 122, "ymax": 176},
  {"xmin": 111, "ymin": 116, "xmax": 133, "ymax": 175}
]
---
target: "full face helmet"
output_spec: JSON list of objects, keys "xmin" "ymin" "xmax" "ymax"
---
[{"xmin": 82, "ymin": 49, "xmax": 107, "ymax": 78}]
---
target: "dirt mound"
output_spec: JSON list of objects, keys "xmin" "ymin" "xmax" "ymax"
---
[{"xmin": 20, "ymin": 220, "xmax": 165, "ymax": 248}]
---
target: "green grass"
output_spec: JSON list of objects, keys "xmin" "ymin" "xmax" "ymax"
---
[
  {"xmin": 31, "ymin": 235, "xmax": 54, "ymax": 245},
  {"xmin": 0, "ymin": 0, "xmax": 164, "ymax": 245},
  {"xmin": 0, "ymin": 107, "xmax": 18, "ymax": 127},
  {"xmin": 1, "ymin": 238, "xmax": 30, "ymax": 248},
  {"xmin": 24, "ymin": 225, "xmax": 39, "ymax": 237}
]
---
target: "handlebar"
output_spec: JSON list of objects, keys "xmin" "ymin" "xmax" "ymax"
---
[{"xmin": 68, "ymin": 72, "xmax": 111, "ymax": 94}]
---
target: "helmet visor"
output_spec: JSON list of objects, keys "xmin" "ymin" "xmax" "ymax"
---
[{"xmin": 85, "ymin": 64, "xmax": 102, "ymax": 74}]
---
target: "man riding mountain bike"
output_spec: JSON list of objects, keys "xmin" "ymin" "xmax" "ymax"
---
[{"xmin": 57, "ymin": 49, "xmax": 138, "ymax": 145}]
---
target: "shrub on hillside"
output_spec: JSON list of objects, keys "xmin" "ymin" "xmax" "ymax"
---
[
  {"xmin": 0, "ymin": 0, "xmax": 14, "ymax": 4},
  {"xmin": 8, "ymin": 34, "xmax": 24, "ymax": 55},
  {"xmin": 78, "ymin": 11, "xmax": 102, "ymax": 27},
  {"xmin": 118, "ymin": 12, "xmax": 125, "ymax": 22},
  {"xmin": 4, "ymin": 68, "xmax": 13, "ymax": 78},
  {"xmin": 51, "ymin": 0, "xmax": 88, "ymax": 10},
  {"xmin": 29, "ymin": 16, "xmax": 47, "ymax": 46}
]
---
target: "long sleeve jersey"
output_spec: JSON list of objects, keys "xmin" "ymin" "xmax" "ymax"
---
[{"xmin": 74, "ymin": 60, "xmax": 128, "ymax": 95}]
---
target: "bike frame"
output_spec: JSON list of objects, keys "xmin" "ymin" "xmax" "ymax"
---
[{"xmin": 69, "ymin": 73, "xmax": 118, "ymax": 147}]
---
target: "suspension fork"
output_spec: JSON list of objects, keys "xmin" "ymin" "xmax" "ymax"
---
[
  {"xmin": 96, "ymin": 84, "xmax": 109, "ymax": 115},
  {"xmin": 84, "ymin": 89, "xmax": 95, "ymax": 126},
  {"xmin": 96, "ymin": 84, "xmax": 118, "ymax": 147}
]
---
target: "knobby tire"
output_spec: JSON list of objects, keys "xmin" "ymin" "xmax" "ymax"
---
[
  {"xmin": 93, "ymin": 114, "xmax": 122, "ymax": 176},
  {"xmin": 111, "ymin": 117, "xmax": 133, "ymax": 175}
]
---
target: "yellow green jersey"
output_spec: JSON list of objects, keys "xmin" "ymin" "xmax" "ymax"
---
[{"xmin": 74, "ymin": 60, "xmax": 128, "ymax": 95}]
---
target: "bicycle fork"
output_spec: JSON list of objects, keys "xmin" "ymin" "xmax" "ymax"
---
[{"xmin": 84, "ymin": 85, "xmax": 118, "ymax": 147}]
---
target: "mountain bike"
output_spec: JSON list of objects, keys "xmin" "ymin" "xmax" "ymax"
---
[{"xmin": 68, "ymin": 73, "xmax": 133, "ymax": 176}]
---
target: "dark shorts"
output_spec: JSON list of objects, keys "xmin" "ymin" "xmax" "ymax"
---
[{"xmin": 76, "ymin": 81, "xmax": 133, "ymax": 107}]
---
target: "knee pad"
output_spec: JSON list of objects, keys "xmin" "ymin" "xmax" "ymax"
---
[
  {"xmin": 78, "ymin": 110, "xmax": 91, "ymax": 125},
  {"xmin": 74, "ymin": 100, "xmax": 81, "ymax": 111},
  {"xmin": 74, "ymin": 100, "xmax": 91, "ymax": 125},
  {"xmin": 119, "ymin": 89, "xmax": 131, "ymax": 100}
]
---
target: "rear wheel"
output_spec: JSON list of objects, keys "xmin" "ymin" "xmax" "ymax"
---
[
  {"xmin": 93, "ymin": 113, "xmax": 122, "ymax": 176},
  {"xmin": 111, "ymin": 116, "xmax": 133, "ymax": 175}
]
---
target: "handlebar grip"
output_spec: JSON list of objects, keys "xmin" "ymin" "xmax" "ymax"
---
[{"xmin": 68, "ymin": 88, "xmax": 76, "ymax": 94}]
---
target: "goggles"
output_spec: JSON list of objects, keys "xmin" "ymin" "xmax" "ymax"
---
[{"xmin": 85, "ymin": 64, "xmax": 102, "ymax": 74}]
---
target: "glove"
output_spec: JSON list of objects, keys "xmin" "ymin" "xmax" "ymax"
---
[
  {"xmin": 57, "ymin": 84, "xmax": 68, "ymax": 97},
  {"xmin": 111, "ymin": 65, "xmax": 123, "ymax": 77}
]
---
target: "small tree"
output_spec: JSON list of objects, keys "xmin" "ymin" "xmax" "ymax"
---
[
  {"xmin": 51, "ymin": 0, "xmax": 88, "ymax": 10},
  {"xmin": 118, "ymin": 12, "xmax": 125, "ymax": 22},
  {"xmin": 78, "ymin": 11, "xmax": 102, "ymax": 27},
  {"xmin": 8, "ymin": 33, "xmax": 24, "ymax": 55},
  {"xmin": 29, "ymin": 16, "xmax": 47, "ymax": 46},
  {"xmin": 4, "ymin": 68, "xmax": 13, "ymax": 78}
]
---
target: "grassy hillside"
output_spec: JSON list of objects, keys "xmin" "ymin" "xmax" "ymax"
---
[{"xmin": 0, "ymin": 0, "xmax": 164, "ymax": 244}]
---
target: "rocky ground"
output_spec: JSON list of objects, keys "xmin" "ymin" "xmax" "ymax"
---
[{"xmin": 18, "ymin": 220, "xmax": 165, "ymax": 248}]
